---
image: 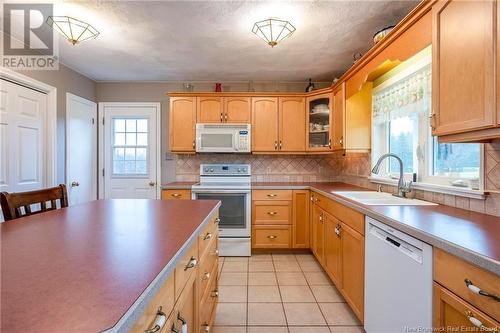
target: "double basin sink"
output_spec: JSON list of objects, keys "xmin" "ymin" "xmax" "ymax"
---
[{"xmin": 333, "ymin": 191, "xmax": 437, "ymax": 206}]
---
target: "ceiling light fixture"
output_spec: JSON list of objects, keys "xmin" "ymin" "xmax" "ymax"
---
[
  {"xmin": 252, "ymin": 18, "xmax": 296, "ymax": 47},
  {"xmin": 46, "ymin": 16, "xmax": 99, "ymax": 45}
]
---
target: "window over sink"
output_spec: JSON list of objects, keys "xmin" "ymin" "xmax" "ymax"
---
[{"xmin": 371, "ymin": 46, "xmax": 482, "ymax": 195}]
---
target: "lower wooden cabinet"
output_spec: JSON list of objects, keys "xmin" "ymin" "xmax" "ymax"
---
[
  {"xmin": 311, "ymin": 204, "xmax": 325, "ymax": 263},
  {"xmin": 252, "ymin": 225, "xmax": 291, "ymax": 248},
  {"xmin": 292, "ymin": 190, "xmax": 310, "ymax": 248},
  {"xmin": 162, "ymin": 189, "xmax": 192, "ymax": 200},
  {"xmin": 324, "ymin": 213, "xmax": 342, "ymax": 287}
]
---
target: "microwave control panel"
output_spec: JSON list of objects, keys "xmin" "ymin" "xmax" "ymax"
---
[{"xmin": 238, "ymin": 131, "xmax": 250, "ymax": 151}]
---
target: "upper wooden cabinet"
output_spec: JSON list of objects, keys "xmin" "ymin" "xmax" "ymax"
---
[
  {"xmin": 332, "ymin": 84, "xmax": 345, "ymax": 150},
  {"xmin": 169, "ymin": 97, "xmax": 196, "ymax": 152},
  {"xmin": 306, "ymin": 93, "xmax": 333, "ymax": 152},
  {"xmin": 252, "ymin": 97, "xmax": 279, "ymax": 151},
  {"xmin": 432, "ymin": 0, "xmax": 499, "ymax": 140},
  {"xmin": 279, "ymin": 97, "xmax": 306, "ymax": 152},
  {"xmin": 197, "ymin": 97, "xmax": 251, "ymax": 123},
  {"xmin": 224, "ymin": 97, "xmax": 251, "ymax": 123}
]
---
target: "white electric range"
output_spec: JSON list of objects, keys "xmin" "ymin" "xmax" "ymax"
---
[{"xmin": 191, "ymin": 164, "xmax": 251, "ymax": 256}]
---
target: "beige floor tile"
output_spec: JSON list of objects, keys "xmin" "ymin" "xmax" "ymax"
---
[
  {"xmin": 222, "ymin": 261, "xmax": 248, "ymax": 272},
  {"xmin": 248, "ymin": 303, "xmax": 286, "ymax": 326},
  {"xmin": 304, "ymin": 271, "xmax": 332, "ymax": 286},
  {"xmin": 272, "ymin": 254, "xmax": 298, "ymax": 262},
  {"xmin": 219, "ymin": 272, "xmax": 248, "ymax": 286},
  {"xmin": 249, "ymin": 260, "xmax": 275, "ymax": 272},
  {"xmin": 218, "ymin": 285, "xmax": 247, "ymax": 302},
  {"xmin": 310, "ymin": 285, "xmax": 344, "ymax": 302},
  {"xmin": 276, "ymin": 272, "xmax": 307, "ymax": 286},
  {"xmin": 248, "ymin": 272, "xmax": 277, "ymax": 286},
  {"xmin": 298, "ymin": 260, "xmax": 323, "ymax": 272},
  {"xmin": 279, "ymin": 285, "xmax": 316, "ymax": 302},
  {"xmin": 319, "ymin": 303, "xmax": 361, "ymax": 326},
  {"xmin": 283, "ymin": 303, "xmax": 326, "ymax": 326},
  {"xmin": 248, "ymin": 285, "xmax": 281, "ymax": 302},
  {"xmin": 249, "ymin": 254, "xmax": 273, "ymax": 261},
  {"xmin": 274, "ymin": 260, "xmax": 301, "ymax": 272},
  {"xmin": 214, "ymin": 303, "xmax": 247, "ymax": 326},
  {"xmin": 248, "ymin": 327, "xmax": 288, "ymax": 333},
  {"xmin": 212, "ymin": 327, "xmax": 247, "ymax": 333},
  {"xmin": 288, "ymin": 327, "xmax": 331, "ymax": 333},
  {"xmin": 224, "ymin": 256, "xmax": 249, "ymax": 262},
  {"xmin": 329, "ymin": 326, "xmax": 365, "ymax": 333},
  {"xmin": 295, "ymin": 254, "xmax": 316, "ymax": 262}
]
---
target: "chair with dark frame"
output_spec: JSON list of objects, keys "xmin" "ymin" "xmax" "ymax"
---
[{"xmin": 0, "ymin": 184, "xmax": 69, "ymax": 221}]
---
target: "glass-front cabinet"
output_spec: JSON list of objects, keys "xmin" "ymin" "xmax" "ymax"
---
[{"xmin": 306, "ymin": 93, "xmax": 333, "ymax": 151}]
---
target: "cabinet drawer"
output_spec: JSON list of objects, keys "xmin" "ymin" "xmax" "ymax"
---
[
  {"xmin": 252, "ymin": 189, "xmax": 292, "ymax": 201},
  {"xmin": 253, "ymin": 201, "xmax": 291, "ymax": 225},
  {"xmin": 199, "ymin": 218, "xmax": 218, "ymax": 259},
  {"xmin": 174, "ymin": 241, "xmax": 198, "ymax": 300},
  {"xmin": 252, "ymin": 225, "xmax": 291, "ymax": 248},
  {"xmin": 129, "ymin": 274, "xmax": 175, "ymax": 333},
  {"xmin": 433, "ymin": 282, "xmax": 499, "ymax": 332},
  {"xmin": 199, "ymin": 264, "xmax": 219, "ymax": 332},
  {"xmin": 314, "ymin": 193, "xmax": 364, "ymax": 235},
  {"xmin": 198, "ymin": 238, "xmax": 218, "ymax": 300},
  {"xmin": 434, "ymin": 248, "xmax": 499, "ymax": 319},
  {"xmin": 162, "ymin": 189, "xmax": 191, "ymax": 200}
]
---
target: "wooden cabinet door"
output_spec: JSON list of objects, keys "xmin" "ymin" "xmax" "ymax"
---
[
  {"xmin": 252, "ymin": 97, "xmax": 279, "ymax": 152},
  {"xmin": 324, "ymin": 214, "xmax": 342, "ymax": 287},
  {"xmin": 224, "ymin": 97, "xmax": 251, "ymax": 123},
  {"xmin": 333, "ymin": 84, "xmax": 345, "ymax": 150},
  {"xmin": 292, "ymin": 190, "xmax": 309, "ymax": 248},
  {"xmin": 169, "ymin": 97, "xmax": 196, "ymax": 152},
  {"xmin": 311, "ymin": 205, "xmax": 325, "ymax": 263},
  {"xmin": 340, "ymin": 222, "xmax": 364, "ymax": 322},
  {"xmin": 306, "ymin": 93, "xmax": 333, "ymax": 152},
  {"xmin": 197, "ymin": 97, "xmax": 223, "ymax": 123},
  {"xmin": 171, "ymin": 274, "xmax": 197, "ymax": 333},
  {"xmin": 433, "ymin": 282, "xmax": 499, "ymax": 332},
  {"xmin": 432, "ymin": 0, "xmax": 495, "ymax": 135},
  {"xmin": 279, "ymin": 97, "xmax": 306, "ymax": 152}
]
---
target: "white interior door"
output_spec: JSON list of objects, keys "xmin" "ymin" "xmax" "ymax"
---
[
  {"xmin": 101, "ymin": 103, "xmax": 159, "ymax": 199},
  {"xmin": 0, "ymin": 79, "xmax": 46, "ymax": 194},
  {"xmin": 66, "ymin": 93, "xmax": 97, "ymax": 206}
]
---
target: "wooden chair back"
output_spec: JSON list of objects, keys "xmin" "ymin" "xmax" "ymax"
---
[{"xmin": 0, "ymin": 184, "xmax": 69, "ymax": 221}]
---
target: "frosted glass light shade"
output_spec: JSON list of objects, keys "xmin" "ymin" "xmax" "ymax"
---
[
  {"xmin": 46, "ymin": 16, "xmax": 99, "ymax": 45},
  {"xmin": 252, "ymin": 18, "xmax": 296, "ymax": 47}
]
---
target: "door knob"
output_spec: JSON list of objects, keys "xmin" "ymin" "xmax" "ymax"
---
[
  {"xmin": 149, "ymin": 181, "xmax": 156, "ymax": 187},
  {"xmin": 71, "ymin": 181, "xmax": 80, "ymax": 187}
]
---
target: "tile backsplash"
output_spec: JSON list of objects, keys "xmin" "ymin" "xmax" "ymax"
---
[{"xmin": 173, "ymin": 139, "xmax": 500, "ymax": 217}]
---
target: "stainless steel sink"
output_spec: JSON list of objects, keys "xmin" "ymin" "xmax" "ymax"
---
[{"xmin": 333, "ymin": 191, "xmax": 437, "ymax": 206}]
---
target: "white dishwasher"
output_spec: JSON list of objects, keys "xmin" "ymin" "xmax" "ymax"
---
[{"xmin": 365, "ymin": 217, "xmax": 433, "ymax": 333}]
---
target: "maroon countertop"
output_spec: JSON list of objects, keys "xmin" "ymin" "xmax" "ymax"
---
[
  {"xmin": 1, "ymin": 199, "xmax": 219, "ymax": 333},
  {"xmin": 163, "ymin": 181, "xmax": 500, "ymax": 272}
]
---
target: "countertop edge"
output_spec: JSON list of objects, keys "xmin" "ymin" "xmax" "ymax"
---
[
  {"xmin": 104, "ymin": 202, "xmax": 221, "ymax": 333},
  {"xmin": 161, "ymin": 184, "xmax": 195, "ymax": 190}
]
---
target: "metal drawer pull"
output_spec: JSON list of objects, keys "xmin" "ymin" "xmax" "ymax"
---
[
  {"xmin": 214, "ymin": 217, "xmax": 220, "ymax": 225},
  {"xmin": 267, "ymin": 211, "xmax": 277, "ymax": 215},
  {"xmin": 335, "ymin": 224, "xmax": 341, "ymax": 237},
  {"xmin": 267, "ymin": 194, "xmax": 277, "ymax": 197},
  {"xmin": 184, "ymin": 257, "xmax": 197, "ymax": 271},
  {"xmin": 177, "ymin": 313, "xmax": 187, "ymax": 333},
  {"xmin": 202, "ymin": 324, "xmax": 211, "ymax": 332},
  {"xmin": 212, "ymin": 249, "xmax": 219, "ymax": 256},
  {"xmin": 267, "ymin": 235, "xmax": 277, "ymax": 239},
  {"xmin": 144, "ymin": 307, "xmax": 166, "ymax": 333},
  {"xmin": 171, "ymin": 324, "xmax": 179, "ymax": 333},
  {"xmin": 203, "ymin": 232, "xmax": 212, "ymax": 240},
  {"xmin": 465, "ymin": 279, "xmax": 500, "ymax": 301},
  {"xmin": 465, "ymin": 311, "xmax": 494, "ymax": 331},
  {"xmin": 171, "ymin": 193, "xmax": 182, "ymax": 198},
  {"xmin": 211, "ymin": 289, "xmax": 219, "ymax": 298},
  {"xmin": 202, "ymin": 272, "xmax": 210, "ymax": 281}
]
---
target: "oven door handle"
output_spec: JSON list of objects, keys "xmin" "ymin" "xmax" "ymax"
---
[{"xmin": 192, "ymin": 189, "xmax": 251, "ymax": 194}]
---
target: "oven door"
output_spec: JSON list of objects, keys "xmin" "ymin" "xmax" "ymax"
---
[{"xmin": 192, "ymin": 190, "xmax": 251, "ymax": 237}]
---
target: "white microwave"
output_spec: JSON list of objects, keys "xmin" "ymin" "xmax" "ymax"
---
[{"xmin": 195, "ymin": 124, "xmax": 251, "ymax": 153}]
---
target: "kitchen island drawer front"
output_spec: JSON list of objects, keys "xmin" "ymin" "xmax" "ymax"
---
[
  {"xmin": 253, "ymin": 201, "xmax": 291, "ymax": 225},
  {"xmin": 433, "ymin": 282, "xmax": 499, "ymax": 332},
  {"xmin": 199, "ymin": 216, "xmax": 218, "ymax": 259},
  {"xmin": 129, "ymin": 274, "xmax": 175, "ymax": 333},
  {"xmin": 252, "ymin": 190, "xmax": 293, "ymax": 201},
  {"xmin": 199, "ymin": 264, "xmax": 219, "ymax": 332},
  {"xmin": 434, "ymin": 248, "xmax": 500, "ymax": 319},
  {"xmin": 252, "ymin": 225, "xmax": 291, "ymax": 248},
  {"xmin": 162, "ymin": 189, "xmax": 191, "ymax": 200},
  {"xmin": 314, "ymin": 193, "xmax": 364, "ymax": 235},
  {"xmin": 198, "ymin": 238, "xmax": 219, "ymax": 300},
  {"xmin": 174, "ymin": 241, "xmax": 198, "ymax": 300}
]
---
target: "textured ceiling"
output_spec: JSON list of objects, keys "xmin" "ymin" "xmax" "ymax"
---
[{"xmin": 52, "ymin": 0, "xmax": 419, "ymax": 82}]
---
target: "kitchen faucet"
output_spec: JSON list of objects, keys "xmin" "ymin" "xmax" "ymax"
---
[{"xmin": 372, "ymin": 153, "xmax": 413, "ymax": 198}]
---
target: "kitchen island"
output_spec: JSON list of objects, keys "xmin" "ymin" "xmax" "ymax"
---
[{"xmin": 1, "ymin": 199, "xmax": 220, "ymax": 333}]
